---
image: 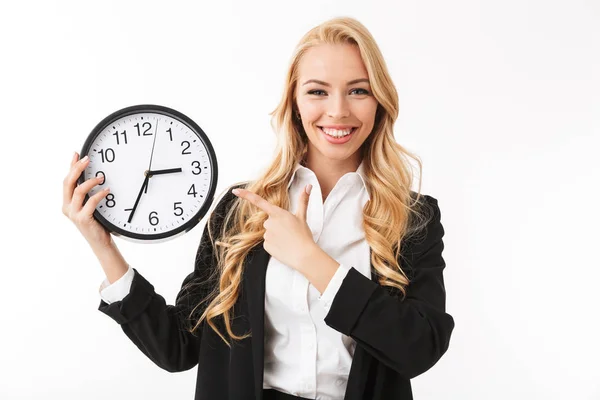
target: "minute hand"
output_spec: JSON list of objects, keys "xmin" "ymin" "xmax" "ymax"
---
[
  {"xmin": 148, "ymin": 168, "xmax": 183, "ymax": 176},
  {"xmin": 128, "ymin": 174, "xmax": 149, "ymax": 224}
]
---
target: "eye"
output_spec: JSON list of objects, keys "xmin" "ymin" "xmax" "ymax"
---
[
  {"xmin": 307, "ymin": 90, "xmax": 326, "ymax": 96},
  {"xmin": 351, "ymin": 88, "xmax": 370, "ymax": 95}
]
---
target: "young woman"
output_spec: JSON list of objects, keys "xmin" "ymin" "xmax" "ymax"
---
[{"xmin": 62, "ymin": 16, "xmax": 454, "ymax": 400}]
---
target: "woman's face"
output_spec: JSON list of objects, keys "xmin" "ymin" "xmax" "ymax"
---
[{"xmin": 295, "ymin": 43, "xmax": 378, "ymax": 163}]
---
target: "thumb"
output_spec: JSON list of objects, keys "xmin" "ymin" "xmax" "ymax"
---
[{"xmin": 296, "ymin": 184, "xmax": 312, "ymax": 221}]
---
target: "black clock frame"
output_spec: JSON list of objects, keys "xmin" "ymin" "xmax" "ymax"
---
[{"xmin": 78, "ymin": 104, "xmax": 219, "ymax": 242}]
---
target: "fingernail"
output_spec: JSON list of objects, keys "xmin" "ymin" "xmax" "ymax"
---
[
  {"xmin": 305, "ymin": 184, "xmax": 312, "ymax": 195},
  {"xmin": 81, "ymin": 155, "xmax": 88, "ymax": 162},
  {"xmin": 232, "ymin": 189, "xmax": 240, "ymax": 195}
]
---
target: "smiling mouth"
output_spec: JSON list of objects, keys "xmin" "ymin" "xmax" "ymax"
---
[{"xmin": 317, "ymin": 126, "xmax": 358, "ymax": 138}]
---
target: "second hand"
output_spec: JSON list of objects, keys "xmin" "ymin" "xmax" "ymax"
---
[{"xmin": 145, "ymin": 119, "xmax": 160, "ymax": 194}]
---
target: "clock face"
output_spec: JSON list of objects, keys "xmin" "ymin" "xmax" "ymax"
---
[{"xmin": 78, "ymin": 105, "xmax": 218, "ymax": 243}]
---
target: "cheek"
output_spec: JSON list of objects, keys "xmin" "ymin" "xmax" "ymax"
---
[
  {"xmin": 353, "ymin": 101, "xmax": 378, "ymax": 124},
  {"xmin": 299, "ymin": 102, "xmax": 322, "ymax": 123}
]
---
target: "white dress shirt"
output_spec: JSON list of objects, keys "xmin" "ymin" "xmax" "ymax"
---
[{"xmin": 99, "ymin": 160, "xmax": 372, "ymax": 400}]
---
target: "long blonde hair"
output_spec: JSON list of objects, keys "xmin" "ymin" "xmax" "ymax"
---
[{"xmin": 184, "ymin": 16, "xmax": 433, "ymax": 346}]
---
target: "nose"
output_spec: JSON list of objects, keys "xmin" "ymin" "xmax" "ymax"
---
[{"xmin": 326, "ymin": 94, "xmax": 350, "ymax": 119}]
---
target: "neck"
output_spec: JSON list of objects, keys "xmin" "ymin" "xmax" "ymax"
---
[{"xmin": 302, "ymin": 149, "xmax": 361, "ymax": 198}]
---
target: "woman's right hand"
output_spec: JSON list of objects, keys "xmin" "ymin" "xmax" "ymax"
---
[{"xmin": 62, "ymin": 151, "xmax": 112, "ymax": 248}]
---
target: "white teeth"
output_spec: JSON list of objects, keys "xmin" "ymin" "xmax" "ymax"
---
[{"xmin": 321, "ymin": 127, "xmax": 355, "ymax": 137}]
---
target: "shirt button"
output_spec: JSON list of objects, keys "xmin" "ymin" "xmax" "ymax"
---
[{"xmin": 336, "ymin": 378, "xmax": 346, "ymax": 386}]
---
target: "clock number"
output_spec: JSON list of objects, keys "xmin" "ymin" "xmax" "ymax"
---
[
  {"xmin": 187, "ymin": 184, "xmax": 197, "ymax": 197},
  {"xmin": 167, "ymin": 128, "xmax": 173, "ymax": 141},
  {"xmin": 134, "ymin": 122, "xmax": 153, "ymax": 136},
  {"xmin": 99, "ymin": 148, "xmax": 115, "ymax": 163},
  {"xmin": 105, "ymin": 193, "xmax": 116, "ymax": 208},
  {"xmin": 95, "ymin": 171, "xmax": 106, "ymax": 185},
  {"xmin": 149, "ymin": 211, "xmax": 159, "ymax": 226},
  {"xmin": 181, "ymin": 141, "xmax": 191, "ymax": 155},
  {"xmin": 173, "ymin": 202, "xmax": 183, "ymax": 216},
  {"xmin": 191, "ymin": 161, "xmax": 201, "ymax": 175},
  {"xmin": 112, "ymin": 130, "xmax": 127, "ymax": 145}
]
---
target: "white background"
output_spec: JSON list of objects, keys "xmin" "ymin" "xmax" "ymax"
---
[{"xmin": 1, "ymin": 0, "xmax": 598, "ymax": 399}]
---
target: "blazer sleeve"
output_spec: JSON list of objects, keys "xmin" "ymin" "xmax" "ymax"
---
[
  {"xmin": 323, "ymin": 194, "xmax": 455, "ymax": 380},
  {"xmin": 97, "ymin": 185, "xmax": 239, "ymax": 373}
]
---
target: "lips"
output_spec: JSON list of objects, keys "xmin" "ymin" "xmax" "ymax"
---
[{"xmin": 318, "ymin": 126, "xmax": 357, "ymax": 137}]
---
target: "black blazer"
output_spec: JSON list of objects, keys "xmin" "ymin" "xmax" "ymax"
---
[{"xmin": 98, "ymin": 182, "xmax": 455, "ymax": 400}]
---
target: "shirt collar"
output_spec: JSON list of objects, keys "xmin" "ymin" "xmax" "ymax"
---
[{"xmin": 286, "ymin": 159, "xmax": 370, "ymax": 200}]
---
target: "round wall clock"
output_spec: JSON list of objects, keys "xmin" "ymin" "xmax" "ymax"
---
[{"xmin": 78, "ymin": 104, "xmax": 218, "ymax": 243}]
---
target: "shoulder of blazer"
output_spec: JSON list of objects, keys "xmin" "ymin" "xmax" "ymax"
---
[
  {"xmin": 181, "ymin": 181, "xmax": 251, "ymax": 313},
  {"xmin": 408, "ymin": 191, "xmax": 440, "ymax": 233},
  {"xmin": 206, "ymin": 180, "xmax": 250, "ymax": 228},
  {"xmin": 400, "ymin": 192, "xmax": 443, "ymax": 278}
]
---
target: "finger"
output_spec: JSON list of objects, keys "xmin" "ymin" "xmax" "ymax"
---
[
  {"xmin": 81, "ymin": 186, "xmax": 110, "ymax": 217},
  {"xmin": 233, "ymin": 188, "xmax": 279, "ymax": 215},
  {"xmin": 296, "ymin": 184, "xmax": 312, "ymax": 221},
  {"xmin": 63, "ymin": 154, "xmax": 89, "ymax": 208},
  {"xmin": 71, "ymin": 173, "xmax": 104, "ymax": 213}
]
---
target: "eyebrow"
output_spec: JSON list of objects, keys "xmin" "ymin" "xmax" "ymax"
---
[{"xmin": 302, "ymin": 78, "xmax": 370, "ymax": 87}]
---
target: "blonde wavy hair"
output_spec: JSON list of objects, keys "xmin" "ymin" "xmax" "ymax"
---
[{"xmin": 183, "ymin": 16, "xmax": 434, "ymax": 346}]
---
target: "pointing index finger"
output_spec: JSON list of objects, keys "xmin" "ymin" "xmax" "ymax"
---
[{"xmin": 233, "ymin": 188, "xmax": 279, "ymax": 215}]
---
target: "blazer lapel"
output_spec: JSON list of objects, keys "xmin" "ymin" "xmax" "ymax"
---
[
  {"xmin": 243, "ymin": 245, "xmax": 375, "ymax": 400},
  {"xmin": 244, "ymin": 242, "xmax": 270, "ymax": 400}
]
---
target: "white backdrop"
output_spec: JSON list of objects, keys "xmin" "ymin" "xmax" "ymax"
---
[{"xmin": 1, "ymin": 0, "xmax": 598, "ymax": 399}]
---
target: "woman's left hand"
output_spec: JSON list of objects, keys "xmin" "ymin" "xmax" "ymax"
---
[{"xmin": 232, "ymin": 184, "xmax": 318, "ymax": 271}]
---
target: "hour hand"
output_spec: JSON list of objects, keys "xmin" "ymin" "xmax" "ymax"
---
[
  {"xmin": 148, "ymin": 167, "xmax": 182, "ymax": 176},
  {"xmin": 144, "ymin": 167, "xmax": 183, "ymax": 194}
]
